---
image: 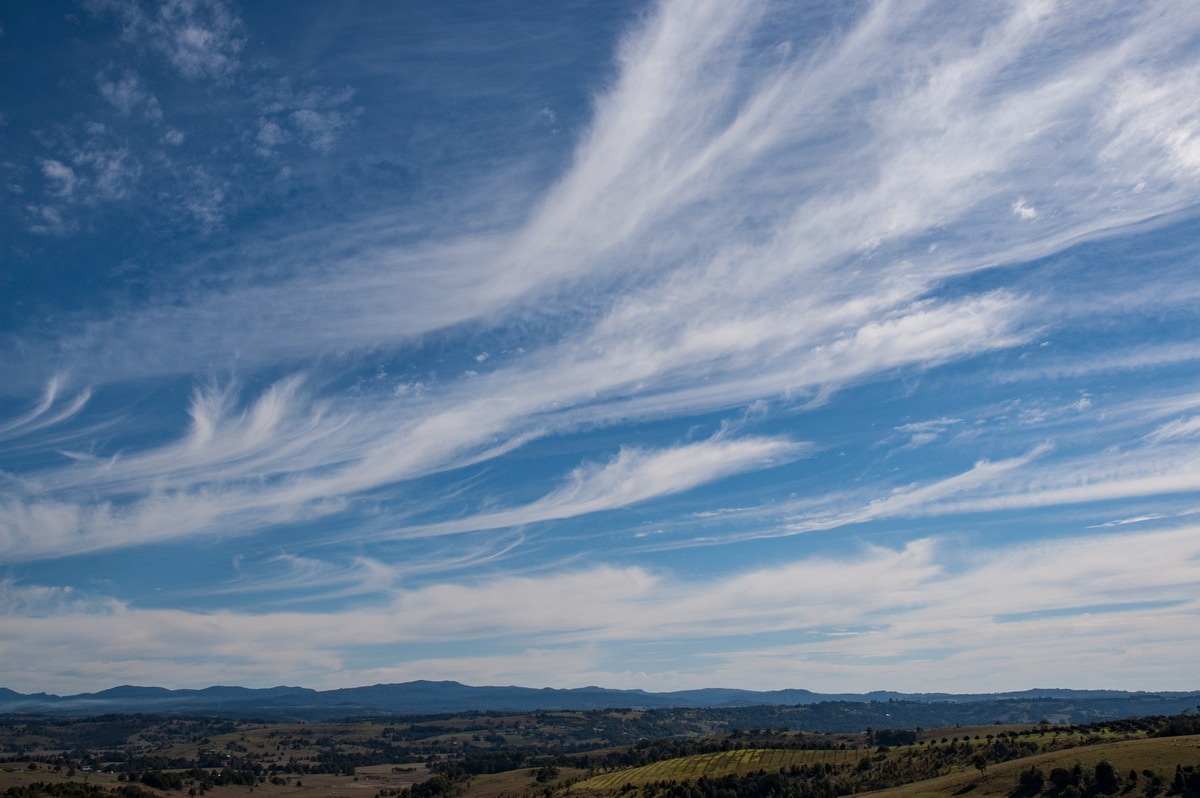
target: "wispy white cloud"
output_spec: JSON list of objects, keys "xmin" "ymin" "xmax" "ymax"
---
[
  {"xmin": 5, "ymin": 0, "xmax": 1200, "ymax": 691},
  {"xmin": 406, "ymin": 436, "xmax": 807, "ymax": 537},
  {"xmin": 1012, "ymin": 198, "xmax": 1038, "ymax": 220},
  {"xmin": 1144, "ymin": 415, "xmax": 1200, "ymax": 443},
  {"xmin": 96, "ymin": 69, "xmax": 162, "ymax": 119},
  {"xmin": 0, "ymin": 579, "xmax": 123, "ymax": 618},
  {"xmin": 0, "ymin": 286, "xmax": 1027, "ymax": 562},
  {"xmin": 1102, "ymin": 62, "xmax": 1200, "ymax": 182},
  {"xmin": 782, "ymin": 434, "xmax": 1200, "ymax": 534},
  {"xmin": 17, "ymin": 0, "xmax": 354, "ymax": 236},
  {"xmin": 0, "ymin": 377, "xmax": 91, "ymax": 442},
  {"xmin": 2, "ymin": 525, "xmax": 1196, "ymax": 693},
  {"xmin": 14, "ymin": 0, "xmax": 1200, "ymax": 390},
  {"xmin": 85, "ymin": 0, "xmax": 246, "ymax": 81},
  {"xmin": 288, "ymin": 109, "xmax": 344, "ymax": 153},
  {"xmin": 785, "ymin": 443, "xmax": 1055, "ymax": 533},
  {"xmin": 1088, "ymin": 513, "xmax": 1171, "ymax": 528},
  {"xmin": 1002, "ymin": 340, "xmax": 1200, "ymax": 383},
  {"xmin": 252, "ymin": 84, "xmax": 357, "ymax": 156},
  {"xmin": 7, "ymin": 0, "xmax": 1200, "ymax": 565},
  {"xmin": 886, "ymin": 417, "xmax": 965, "ymax": 451},
  {"xmin": 39, "ymin": 160, "xmax": 79, "ymax": 199}
]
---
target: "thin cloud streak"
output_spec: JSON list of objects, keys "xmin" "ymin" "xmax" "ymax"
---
[
  {"xmin": 0, "ymin": 289, "xmax": 1026, "ymax": 561},
  {"xmin": 780, "ymin": 437, "xmax": 1200, "ymax": 534},
  {"xmin": 404, "ymin": 436, "xmax": 808, "ymax": 538},
  {"xmin": 7, "ymin": 0, "xmax": 1200, "ymax": 561},
  {"xmin": 1, "ymin": 525, "xmax": 1197, "ymax": 693},
  {"xmin": 8, "ymin": 0, "xmax": 1200, "ymax": 391},
  {"xmin": 0, "ymin": 378, "xmax": 92, "ymax": 442},
  {"xmin": 4, "ymin": 0, "xmax": 1200, "ymax": 691}
]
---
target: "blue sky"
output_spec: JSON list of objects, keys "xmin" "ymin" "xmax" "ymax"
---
[{"xmin": 2, "ymin": 0, "xmax": 1200, "ymax": 695}]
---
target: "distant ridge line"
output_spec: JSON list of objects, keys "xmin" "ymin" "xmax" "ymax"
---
[{"xmin": 1, "ymin": 680, "xmax": 1197, "ymax": 722}]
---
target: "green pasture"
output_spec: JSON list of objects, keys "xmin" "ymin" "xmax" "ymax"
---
[
  {"xmin": 858, "ymin": 734, "xmax": 1200, "ymax": 798},
  {"xmin": 571, "ymin": 748, "xmax": 860, "ymax": 793},
  {"xmin": 0, "ymin": 760, "xmax": 429, "ymax": 798}
]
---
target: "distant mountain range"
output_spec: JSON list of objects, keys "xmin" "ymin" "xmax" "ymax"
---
[{"xmin": 1, "ymin": 681, "xmax": 1198, "ymax": 722}]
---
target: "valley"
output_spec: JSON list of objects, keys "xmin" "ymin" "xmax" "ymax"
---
[{"xmin": 1, "ymin": 706, "xmax": 1197, "ymax": 798}]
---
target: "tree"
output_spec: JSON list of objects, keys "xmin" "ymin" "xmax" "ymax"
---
[
  {"xmin": 1049, "ymin": 767, "xmax": 1076, "ymax": 791},
  {"xmin": 1015, "ymin": 766, "xmax": 1045, "ymax": 797},
  {"xmin": 1094, "ymin": 760, "xmax": 1120, "ymax": 795}
]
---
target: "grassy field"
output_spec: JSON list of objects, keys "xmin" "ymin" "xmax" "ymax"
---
[
  {"xmin": 858, "ymin": 734, "xmax": 1200, "ymax": 798},
  {"xmin": 0, "ymin": 763, "xmax": 430, "ymax": 798},
  {"xmin": 571, "ymin": 747, "xmax": 862, "ymax": 794},
  {"xmin": 466, "ymin": 767, "xmax": 591, "ymax": 798},
  {"xmin": 914, "ymin": 726, "xmax": 1040, "ymax": 743},
  {"xmin": 3, "ymin": 714, "xmax": 1197, "ymax": 798},
  {"xmin": 556, "ymin": 731, "xmax": 1200, "ymax": 798}
]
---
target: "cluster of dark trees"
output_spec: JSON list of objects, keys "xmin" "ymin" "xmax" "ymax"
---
[
  {"xmin": 583, "ymin": 731, "xmax": 847, "ymax": 774},
  {"xmin": 865, "ymin": 728, "xmax": 918, "ymax": 746},
  {"xmin": 621, "ymin": 698, "xmax": 1199, "ymax": 735},
  {"xmin": 2, "ymin": 785, "xmax": 153, "ymax": 798},
  {"xmin": 632, "ymin": 767, "xmax": 843, "ymax": 798},
  {"xmin": 1011, "ymin": 761, "xmax": 1200, "ymax": 798},
  {"xmin": 1062, "ymin": 709, "xmax": 1200, "ymax": 739},
  {"xmin": 429, "ymin": 751, "xmax": 537, "ymax": 777},
  {"xmin": 393, "ymin": 724, "xmax": 1066, "ymax": 798},
  {"xmin": 604, "ymin": 725, "xmax": 1122, "ymax": 798},
  {"xmin": 1152, "ymin": 715, "xmax": 1200, "ymax": 738},
  {"xmin": 0, "ymin": 717, "xmax": 239, "ymax": 759},
  {"xmin": 408, "ymin": 728, "xmax": 848, "ymax": 788},
  {"xmin": 594, "ymin": 755, "xmax": 1200, "ymax": 798},
  {"xmin": 389, "ymin": 773, "xmax": 467, "ymax": 798},
  {"xmin": 118, "ymin": 767, "xmax": 261, "ymax": 793}
]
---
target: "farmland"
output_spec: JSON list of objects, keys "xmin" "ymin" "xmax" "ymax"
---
[
  {"xmin": 0, "ymin": 708, "xmax": 1197, "ymax": 798},
  {"xmin": 575, "ymin": 747, "xmax": 862, "ymax": 792}
]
